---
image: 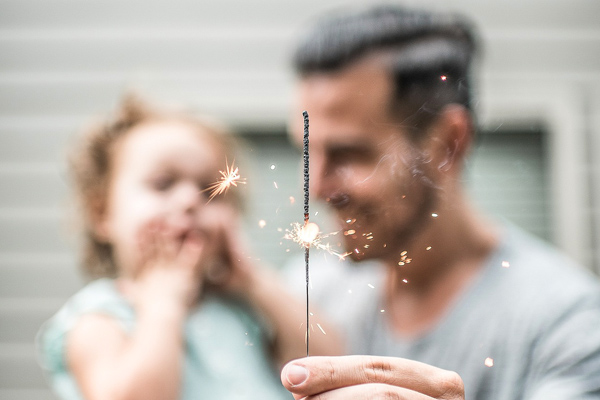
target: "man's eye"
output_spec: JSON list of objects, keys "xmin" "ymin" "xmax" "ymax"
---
[{"xmin": 330, "ymin": 147, "xmax": 372, "ymax": 164}]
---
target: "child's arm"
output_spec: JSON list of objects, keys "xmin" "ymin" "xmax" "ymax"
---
[
  {"xmin": 202, "ymin": 205, "xmax": 344, "ymax": 367},
  {"xmin": 242, "ymin": 261, "xmax": 345, "ymax": 366},
  {"xmin": 67, "ymin": 228, "xmax": 204, "ymax": 400}
]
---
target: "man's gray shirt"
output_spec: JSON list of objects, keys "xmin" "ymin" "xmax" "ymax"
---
[{"xmin": 285, "ymin": 225, "xmax": 600, "ymax": 399}]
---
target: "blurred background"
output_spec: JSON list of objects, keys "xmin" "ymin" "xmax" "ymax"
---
[{"xmin": 0, "ymin": 0, "xmax": 599, "ymax": 398}]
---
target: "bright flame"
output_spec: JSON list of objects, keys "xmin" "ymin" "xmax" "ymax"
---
[
  {"xmin": 284, "ymin": 221, "xmax": 351, "ymax": 260},
  {"xmin": 205, "ymin": 160, "xmax": 246, "ymax": 201},
  {"xmin": 298, "ymin": 222, "xmax": 319, "ymax": 246}
]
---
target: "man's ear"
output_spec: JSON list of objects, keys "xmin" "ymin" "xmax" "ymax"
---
[{"xmin": 426, "ymin": 104, "xmax": 473, "ymax": 174}]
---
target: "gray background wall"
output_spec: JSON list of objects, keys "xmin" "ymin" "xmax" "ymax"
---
[{"xmin": 1, "ymin": 0, "xmax": 599, "ymax": 398}]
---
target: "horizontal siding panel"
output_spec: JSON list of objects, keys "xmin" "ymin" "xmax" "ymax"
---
[
  {"xmin": 0, "ymin": 344, "xmax": 47, "ymax": 389},
  {"xmin": 0, "ymin": 75, "xmax": 292, "ymax": 122},
  {"xmin": 0, "ymin": 261, "xmax": 81, "ymax": 299},
  {"xmin": 0, "ymin": 389, "xmax": 56, "ymax": 400},
  {"xmin": 0, "ymin": 128, "xmax": 75, "ymax": 164},
  {"xmin": 0, "ymin": 306, "xmax": 58, "ymax": 344},
  {"xmin": 1, "ymin": 35, "xmax": 599, "ymax": 75},
  {"xmin": 0, "ymin": 0, "xmax": 332, "ymax": 30},
  {"xmin": 483, "ymin": 37, "xmax": 600, "ymax": 74},
  {"xmin": 0, "ymin": 173, "xmax": 67, "ymax": 209},
  {"xmin": 0, "ymin": 36, "xmax": 289, "ymax": 73},
  {"xmin": 432, "ymin": 0, "xmax": 600, "ymax": 31},
  {"xmin": 0, "ymin": 217, "xmax": 74, "ymax": 253},
  {"xmin": 0, "ymin": 0, "xmax": 598, "ymax": 31}
]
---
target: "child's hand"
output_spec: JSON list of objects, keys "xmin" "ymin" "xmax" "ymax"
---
[
  {"xmin": 119, "ymin": 222, "xmax": 205, "ymax": 314},
  {"xmin": 198, "ymin": 204, "xmax": 258, "ymax": 297}
]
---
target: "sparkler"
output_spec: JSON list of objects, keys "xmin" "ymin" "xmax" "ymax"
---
[
  {"xmin": 204, "ymin": 159, "xmax": 246, "ymax": 201},
  {"xmin": 284, "ymin": 223, "xmax": 351, "ymax": 357},
  {"xmin": 303, "ymin": 111, "xmax": 310, "ymax": 356},
  {"xmin": 284, "ymin": 112, "xmax": 350, "ymax": 355}
]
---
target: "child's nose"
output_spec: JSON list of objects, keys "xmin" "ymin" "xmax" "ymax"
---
[{"xmin": 173, "ymin": 183, "xmax": 203, "ymax": 212}]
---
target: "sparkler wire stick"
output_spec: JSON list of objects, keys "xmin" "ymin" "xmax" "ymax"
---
[{"xmin": 302, "ymin": 110, "xmax": 310, "ymax": 356}]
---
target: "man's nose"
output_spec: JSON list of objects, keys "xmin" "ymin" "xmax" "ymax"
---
[{"xmin": 310, "ymin": 156, "xmax": 333, "ymax": 202}]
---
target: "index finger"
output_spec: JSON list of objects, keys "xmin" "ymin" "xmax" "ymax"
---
[{"xmin": 280, "ymin": 355, "xmax": 464, "ymax": 399}]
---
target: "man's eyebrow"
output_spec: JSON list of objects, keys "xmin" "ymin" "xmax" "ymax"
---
[{"xmin": 326, "ymin": 138, "xmax": 373, "ymax": 151}]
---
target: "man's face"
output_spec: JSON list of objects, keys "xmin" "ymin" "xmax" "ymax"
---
[{"xmin": 291, "ymin": 60, "xmax": 439, "ymax": 262}]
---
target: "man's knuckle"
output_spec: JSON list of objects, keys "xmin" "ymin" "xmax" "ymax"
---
[
  {"xmin": 325, "ymin": 358, "xmax": 338, "ymax": 386},
  {"xmin": 371, "ymin": 385, "xmax": 403, "ymax": 400},
  {"xmin": 362, "ymin": 356, "xmax": 394, "ymax": 384},
  {"xmin": 438, "ymin": 370, "xmax": 464, "ymax": 399}
]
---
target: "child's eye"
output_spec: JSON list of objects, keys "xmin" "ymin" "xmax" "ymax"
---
[
  {"xmin": 198, "ymin": 180, "xmax": 212, "ymax": 194},
  {"xmin": 150, "ymin": 176, "xmax": 175, "ymax": 191}
]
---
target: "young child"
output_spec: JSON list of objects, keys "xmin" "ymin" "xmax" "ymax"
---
[{"xmin": 37, "ymin": 95, "xmax": 341, "ymax": 400}]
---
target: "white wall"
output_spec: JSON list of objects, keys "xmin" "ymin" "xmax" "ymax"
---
[{"xmin": 1, "ymin": 0, "xmax": 599, "ymax": 398}]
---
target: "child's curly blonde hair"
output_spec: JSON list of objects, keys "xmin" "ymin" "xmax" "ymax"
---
[{"xmin": 69, "ymin": 94, "xmax": 242, "ymax": 279}]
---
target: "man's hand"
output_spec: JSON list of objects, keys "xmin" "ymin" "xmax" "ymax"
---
[{"xmin": 281, "ymin": 355, "xmax": 464, "ymax": 399}]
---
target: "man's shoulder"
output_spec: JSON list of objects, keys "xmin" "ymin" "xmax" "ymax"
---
[
  {"xmin": 486, "ymin": 225, "xmax": 600, "ymax": 318},
  {"xmin": 500, "ymin": 226, "xmax": 598, "ymax": 287}
]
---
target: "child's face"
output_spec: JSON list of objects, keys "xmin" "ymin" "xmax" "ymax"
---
[{"xmin": 96, "ymin": 120, "xmax": 224, "ymax": 277}]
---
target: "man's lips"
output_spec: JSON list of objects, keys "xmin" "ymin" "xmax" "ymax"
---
[{"xmin": 326, "ymin": 192, "xmax": 351, "ymax": 208}]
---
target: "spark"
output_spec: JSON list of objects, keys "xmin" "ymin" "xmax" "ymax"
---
[
  {"xmin": 284, "ymin": 221, "xmax": 351, "ymax": 261},
  {"xmin": 270, "ymin": 164, "xmax": 276, "ymax": 170},
  {"xmin": 258, "ymin": 220, "xmax": 267, "ymax": 228},
  {"xmin": 431, "ymin": 213, "xmax": 438, "ymax": 218},
  {"xmin": 273, "ymin": 181, "xmax": 278, "ymax": 189},
  {"xmin": 502, "ymin": 261, "xmax": 510, "ymax": 268},
  {"xmin": 316, "ymin": 323, "xmax": 326, "ymax": 335},
  {"xmin": 398, "ymin": 251, "xmax": 411, "ymax": 266},
  {"xmin": 484, "ymin": 357, "xmax": 494, "ymax": 367},
  {"xmin": 441, "ymin": 75, "xmax": 448, "ymax": 81},
  {"xmin": 205, "ymin": 160, "xmax": 246, "ymax": 201}
]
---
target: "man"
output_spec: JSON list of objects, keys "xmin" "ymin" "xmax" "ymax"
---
[{"xmin": 280, "ymin": 5, "xmax": 600, "ymax": 399}]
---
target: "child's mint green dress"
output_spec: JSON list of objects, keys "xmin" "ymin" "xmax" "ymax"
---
[{"xmin": 36, "ymin": 278, "xmax": 291, "ymax": 400}]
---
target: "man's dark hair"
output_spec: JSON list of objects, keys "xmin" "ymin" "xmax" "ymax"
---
[{"xmin": 293, "ymin": 5, "xmax": 478, "ymax": 134}]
